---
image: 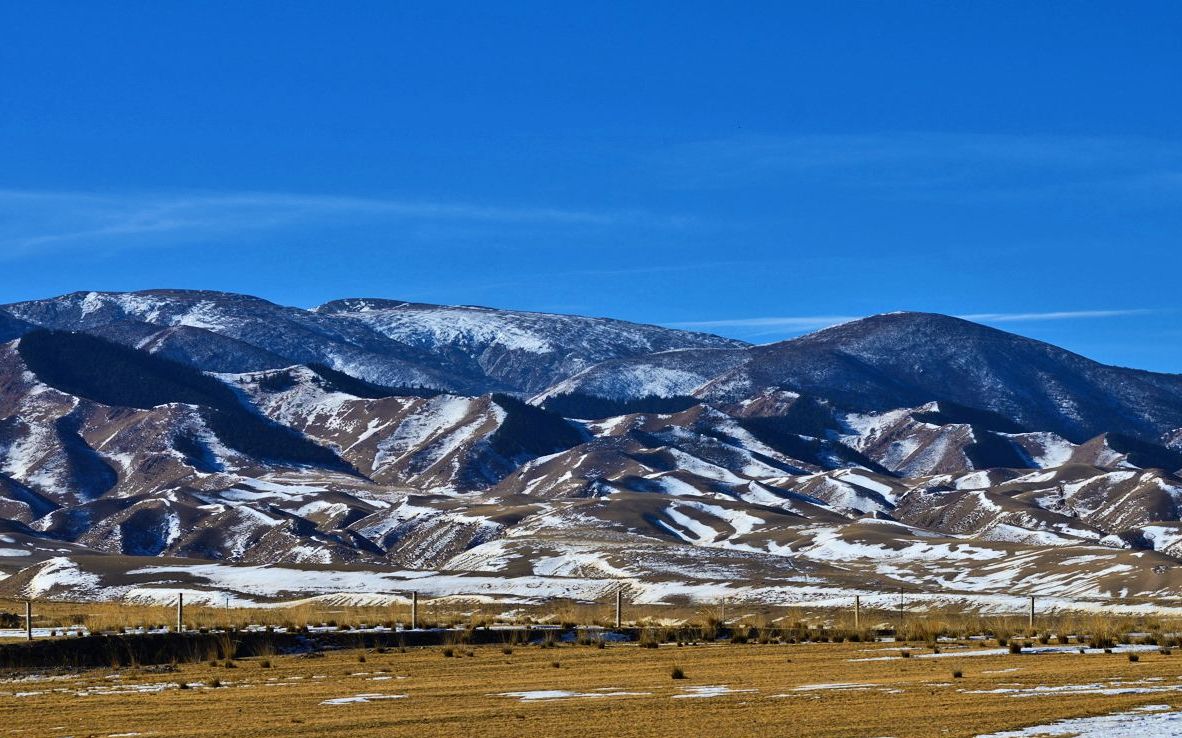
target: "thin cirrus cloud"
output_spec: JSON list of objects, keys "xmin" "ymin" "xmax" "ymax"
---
[
  {"xmin": 669, "ymin": 309, "xmax": 1155, "ymax": 337},
  {"xmin": 0, "ymin": 189, "xmax": 667, "ymax": 257},
  {"xmin": 658, "ymin": 132, "xmax": 1182, "ymax": 202}
]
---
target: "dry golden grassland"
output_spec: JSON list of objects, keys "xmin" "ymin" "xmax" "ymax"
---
[
  {"xmin": 3, "ymin": 638, "xmax": 1182, "ymax": 737},
  {"xmin": 4, "ymin": 597, "xmax": 1178, "ymax": 641}
]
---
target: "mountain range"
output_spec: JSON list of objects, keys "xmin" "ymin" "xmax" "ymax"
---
[{"xmin": 1, "ymin": 289, "xmax": 1181, "ymax": 614}]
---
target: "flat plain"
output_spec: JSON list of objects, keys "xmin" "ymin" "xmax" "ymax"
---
[{"xmin": 4, "ymin": 640, "xmax": 1182, "ymax": 737}]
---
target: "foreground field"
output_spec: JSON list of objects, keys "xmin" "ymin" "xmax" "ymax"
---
[{"xmin": 3, "ymin": 640, "xmax": 1182, "ymax": 737}]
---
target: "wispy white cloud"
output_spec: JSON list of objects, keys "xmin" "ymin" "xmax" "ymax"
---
[
  {"xmin": 666, "ymin": 315, "xmax": 861, "ymax": 333},
  {"xmin": 959, "ymin": 309, "xmax": 1154, "ymax": 323},
  {"xmin": 0, "ymin": 189, "xmax": 669, "ymax": 257},
  {"xmin": 668, "ymin": 309, "xmax": 1156, "ymax": 337},
  {"xmin": 659, "ymin": 132, "xmax": 1182, "ymax": 203}
]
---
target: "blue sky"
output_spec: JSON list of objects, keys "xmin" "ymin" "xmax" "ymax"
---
[{"xmin": 2, "ymin": 1, "xmax": 1180, "ymax": 370}]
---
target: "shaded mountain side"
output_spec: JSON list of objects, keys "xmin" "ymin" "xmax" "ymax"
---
[
  {"xmin": 690, "ymin": 313, "xmax": 1182, "ymax": 444},
  {"xmin": 540, "ymin": 393, "xmax": 701, "ymax": 419},
  {"xmin": 17, "ymin": 330, "xmax": 349, "ymax": 471}
]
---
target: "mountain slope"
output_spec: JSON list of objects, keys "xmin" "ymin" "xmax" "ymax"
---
[
  {"xmin": 315, "ymin": 298, "xmax": 746, "ymax": 394},
  {"xmin": 682, "ymin": 313, "xmax": 1182, "ymax": 444},
  {"xmin": 2, "ymin": 290, "xmax": 745, "ymax": 396}
]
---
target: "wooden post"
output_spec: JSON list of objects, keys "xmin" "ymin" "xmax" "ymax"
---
[
  {"xmin": 410, "ymin": 591, "xmax": 418, "ymax": 630},
  {"xmin": 854, "ymin": 595, "xmax": 860, "ymax": 630},
  {"xmin": 176, "ymin": 593, "xmax": 184, "ymax": 633},
  {"xmin": 614, "ymin": 587, "xmax": 622, "ymax": 628},
  {"xmin": 24, "ymin": 600, "xmax": 32, "ymax": 642},
  {"xmin": 1028, "ymin": 595, "xmax": 1035, "ymax": 631}
]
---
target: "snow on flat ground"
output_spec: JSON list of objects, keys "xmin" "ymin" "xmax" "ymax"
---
[
  {"xmin": 320, "ymin": 693, "xmax": 407, "ymax": 705},
  {"xmin": 495, "ymin": 689, "xmax": 650, "ymax": 701},
  {"xmin": 672, "ymin": 685, "xmax": 757, "ymax": 699},
  {"xmin": 976, "ymin": 704, "xmax": 1182, "ymax": 737}
]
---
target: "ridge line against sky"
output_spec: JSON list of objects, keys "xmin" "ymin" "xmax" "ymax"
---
[
  {"xmin": 666, "ymin": 310, "xmax": 1161, "ymax": 336},
  {"xmin": 2, "ymin": 2, "xmax": 1179, "ymax": 371}
]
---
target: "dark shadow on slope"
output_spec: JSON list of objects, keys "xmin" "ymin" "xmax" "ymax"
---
[
  {"xmin": 489, "ymin": 394, "xmax": 586, "ymax": 460},
  {"xmin": 306, "ymin": 363, "xmax": 443, "ymax": 399},
  {"xmin": 964, "ymin": 431, "xmax": 1033, "ymax": 470},
  {"xmin": 1103, "ymin": 434, "xmax": 1182, "ymax": 472},
  {"xmin": 540, "ymin": 393, "xmax": 701, "ymax": 420},
  {"xmin": 53, "ymin": 414, "xmax": 118, "ymax": 500},
  {"xmin": 18, "ymin": 331, "xmax": 350, "ymax": 471}
]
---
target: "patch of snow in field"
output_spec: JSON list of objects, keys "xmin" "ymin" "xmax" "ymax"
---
[
  {"xmin": 966, "ymin": 677, "xmax": 1182, "ymax": 698},
  {"xmin": 789, "ymin": 682, "xmax": 878, "ymax": 692},
  {"xmin": 672, "ymin": 685, "xmax": 757, "ymax": 699},
  {"xmin": 496, "ymin": 689, "xmax": 649, "ymax": 701},
  {"xmin": 321, "ymin": 693, "xmax": 407, "ymax": 705},
  {"xmin": 976, "ymin": 704, "xmax": 1182, "ymax": 737}
]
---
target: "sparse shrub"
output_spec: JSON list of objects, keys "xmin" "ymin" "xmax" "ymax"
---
[
  {"xmin": 259, "ymin": 660, "xmax": 271, "ymax": 669},
  {"xmin": 596, "ymin": 641, "xmax": 606, "ymax": 649},
  {"xmin": 997, "ymin": 636, "xmax": 1008, "ymax": 647},
  {"xmin": 1128, "ymin": 653, "xmax": 1140, "ymax": 662},
  {"xmin": 1009, "ymin": 641, "xmax": 1023, "ymax": 654},
  {"xmin": 502, "ymin": 647, "xmax": 513, "ymax": 655},
  {"xmin": 551, "ymin": 661, "xmax": 560, "ymax": 669},
  {"xmin": 900, "ymin": 650, "xmax": 912, "ymax": 658},
  {"xmin": 951, "ymin": 670, "xmax": 963, "ymax": 679},
  {"xmin": 1038, "ymin": 633, "xmax": 1051, "ymax": 645},
  {"xmin": 223, "ymin": 660, "xmax": 237, "ymax": 669},
  {"xmin": 177, "ymin": 681, "xmax": 190, "ymax": 689},
  {"xmin": 442, "ymin": 648, "xmax": 455, "ymax": 658},
  {"xmin": 207, "ymin": 678, "xmax": 222, "ymax": 688},
  {"xmin": 1089, "ymin": 634, "xmax": 1116, "ymax": 650},
  {"xmin": 641, "ymin": 640, "xmax": 659, "ymax": 649},
  {"xmin": 358, "ymin": 654, "xmax": 367, "ymax": 663},
  {"xmin": 671, "ymin": 666, "xmax": 686, "ymax": 679},
  {"xmin": 1161, "ymin": 648, "xmax": 1173, "ymax": 656}
]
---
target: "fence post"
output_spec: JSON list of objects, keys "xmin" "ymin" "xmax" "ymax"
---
[
  {"xmin": 410, "ymin": 591, "xmax": 418, "ymax": 630},
  {"xmin": 25, "ymin": 600, "xmax": 32, "ymax": 641},
  {"xmin": 176, "ymin": 593, "xmax": 184, "ymax": 633},
  {"xmin": 1028, "ymin": 595, "xmax": 1035, "ymax": 631},
  {"xmin": 615, "ymin": 587, "xmax": 622, "ymax": 628},
  {"xmin": 854, "ymin": 595, "xmax": 860, "ymax": 630}
]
